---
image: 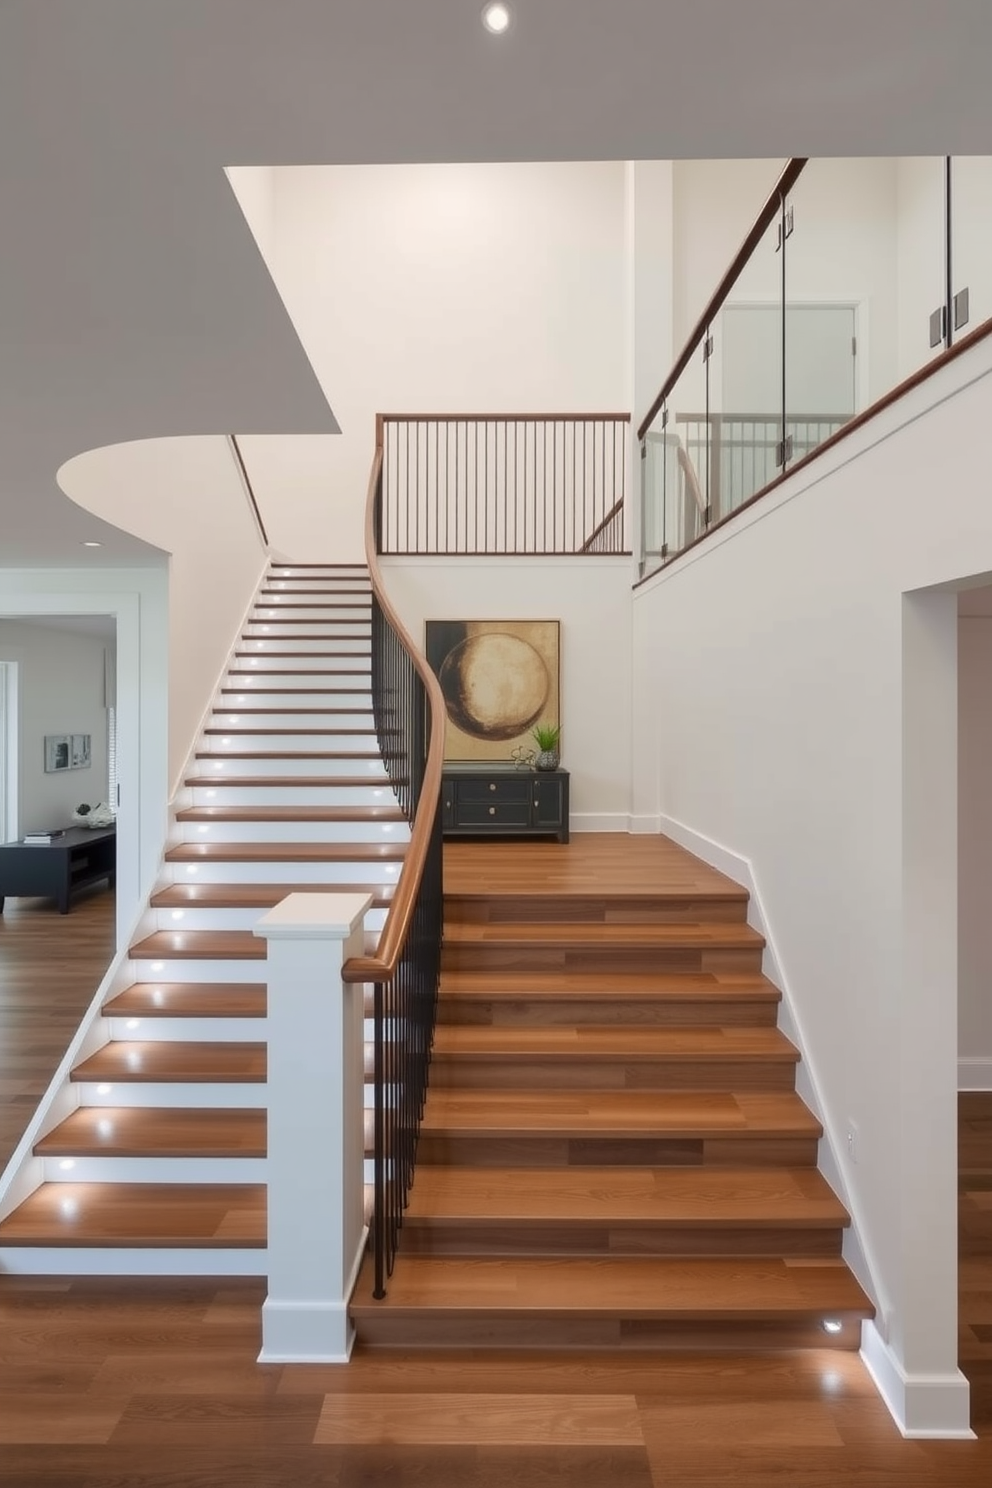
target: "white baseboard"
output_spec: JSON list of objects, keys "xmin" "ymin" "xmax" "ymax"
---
[
  {"xmin": 861, "ymin": 1322, "xmax": 974, "ymax": 1438},
  {"xmin": 571, "ymin": 813, "xmax": 632, "ymax": 833},
  {"xmin": 628, "ymin": 813, "xmax": 662, "ymax": 835},
  {"xmin": 959, "ymin": 1056, "xmax": 992, "ymax": 1091}
]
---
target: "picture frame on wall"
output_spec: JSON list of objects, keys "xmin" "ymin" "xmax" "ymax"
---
[
  {"xmin": 425, "ymin": 619, "xmax": 561, "ymax": 763},
  {"xmin": 71, "ymin": 734, "xmax": 91, "ymax": 769},
  {"xmin": 44, "ymin": 734, "xmax": 71, "ymax": 772}
]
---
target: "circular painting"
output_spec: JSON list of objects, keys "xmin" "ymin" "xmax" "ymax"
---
[{"xmin": 438, "ymin": 632, "xmax": 549, "ymax": 741}]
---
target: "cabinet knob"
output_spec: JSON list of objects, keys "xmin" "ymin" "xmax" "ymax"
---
[
  {"xmin": 489, "ymin": 806, "xmax": 496, "ymax": 816},
  {"xmin": 489, "ymin": 782, "xmax": 497, "ymax": 792}
]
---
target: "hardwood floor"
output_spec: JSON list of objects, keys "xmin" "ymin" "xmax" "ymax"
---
[
  {"xmin": 1, "ymin": 865, "xmax": 991, "ymax": 1481},
  {"xmin": 0, "ymin": 886, "xmax": 115, "ymax": 1170}
]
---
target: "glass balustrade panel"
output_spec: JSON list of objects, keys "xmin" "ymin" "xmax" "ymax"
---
[
  {"xmin": 951, "ymin": 156, "xmax": 992, "ymax": 343},
  {"xmin": 708, "ymin": 210, "xmax": 784, "ymax": 516}
]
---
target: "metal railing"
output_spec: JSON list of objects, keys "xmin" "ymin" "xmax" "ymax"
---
[
  {"xmin": 377, "ymin": 413, "xmax": 630, "ymax": 555},
  {"xmin": 342, "ymin": 445, "xmax": 446, "ymax": 1297}
]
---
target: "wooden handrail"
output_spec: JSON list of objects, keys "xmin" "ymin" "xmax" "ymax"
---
[
  {"xmin": 579, "ymin": 496, "xmax": 626, "ymax": 552},
  {"xmin": 228, "ymin": 434, "xmax": 269, "ymax": 548},
  {"xmin": 636, "ymin": 159, "xmax": 808, "ymax": 442},
  {"xmin": 341, "ymin": 446, "xmax": 447, "ymax": 985}
]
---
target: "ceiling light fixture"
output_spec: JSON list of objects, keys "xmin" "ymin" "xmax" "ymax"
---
[
  {"xmin": 82, "ymin": 540, "xmax": 102, "ymax": 548},
  {"xmin": 482, "ymin": 2, "xmax": 513, "ymax": 35}
]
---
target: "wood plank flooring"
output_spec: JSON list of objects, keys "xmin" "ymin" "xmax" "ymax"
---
[{"xmin": 2, "ymin": 853, "xmax": 991, "ymax": 1480}]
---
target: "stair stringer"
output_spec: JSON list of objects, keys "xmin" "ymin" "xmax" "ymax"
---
[{"xmin": 657, "ymin": 812, "xmax": 886, "ymax": 1333}]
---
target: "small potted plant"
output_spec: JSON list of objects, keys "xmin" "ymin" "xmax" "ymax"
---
[{"xmin": 531, "ymin": 721, "xmax": 561, "ymax": 772}]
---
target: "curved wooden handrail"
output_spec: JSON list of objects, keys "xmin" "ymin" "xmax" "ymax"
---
[
  {"xmin": 341, "ymin": 445, "xmax": 447, "ymax": 985},
  {"xmin": 636, "ymin": 158, "xmax": 808, "ymax": 442}
]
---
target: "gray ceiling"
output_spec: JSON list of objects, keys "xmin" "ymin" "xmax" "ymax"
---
[{"xmin": 1, "ymin": 1, "xmax": 990, "ymax": 568}]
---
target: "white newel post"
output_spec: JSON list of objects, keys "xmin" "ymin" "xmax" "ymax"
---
[{"xmin": 253, "ymin": 892, "xmax": 372, "ymax": 1363}]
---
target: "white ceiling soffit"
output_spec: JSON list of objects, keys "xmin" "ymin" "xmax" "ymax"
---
[{"xmin": 1, "ymin": 0, "xmax": 991, "ymax": 567}]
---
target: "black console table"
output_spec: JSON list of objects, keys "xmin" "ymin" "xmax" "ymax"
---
[
  {"xmin": 0, "ymin": 827, "xmax": 116, "ymax": 914},
  {"xmin": 442, "ymin": 766, "xmax": 569, "ymax": 844}
]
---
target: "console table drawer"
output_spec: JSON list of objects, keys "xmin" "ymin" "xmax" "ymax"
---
[
  {"xmin": 456, "ymin": 777, "xmax": 531, "ymax": 805},
  {"xmin": 454, "ymin": 799, "xmax": 532, "ymax": 828}
]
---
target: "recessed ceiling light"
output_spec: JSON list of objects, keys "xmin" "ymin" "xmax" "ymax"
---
[
  {"xmin": 482, "ymin": 2, "xmax": 513, "ymax": 35},
  {"xmin": 82, "ymin": 540, "xmax": 102, "ymax": 548}
]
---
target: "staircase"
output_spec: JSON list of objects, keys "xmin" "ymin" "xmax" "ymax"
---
[
  {"xmin": 351, "ymin": 837, "xmax": 875, "ymax": 1350},
  {"xmin": 0, "ymin": 562, "xmax": 405, "ymax": 1272}
]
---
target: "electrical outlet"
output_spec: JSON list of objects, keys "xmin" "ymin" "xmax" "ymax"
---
[{"xmin": 846, "ymin": 1121, "xmax": 859, "ymax": 1164}]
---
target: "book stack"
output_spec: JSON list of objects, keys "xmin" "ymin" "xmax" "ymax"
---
[{"xmin": 22, "ymin": 828, "xmax": 66, "ymax": 845}]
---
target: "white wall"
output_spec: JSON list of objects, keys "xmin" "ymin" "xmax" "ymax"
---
[
  {"xmin": 237, "ymin": 435, "xmax": 360, "ymax": 562},
  {"xmin": 631, "ymin": 336, "xmax": 992, "ymax": 1435},
  {"xmin": 0, "ymin": 567, "xmax": 169, "ymax": 944},
  {"xmin": 57, "ymin": 436, "xmax": 268, "ymax": 793},
  {"xmin": 381, "ymin": 557, "xmax": 633, "ymax": 828},
  {"xmin": 895, "ymin": 157, "xmax": 947, "ymax": 384},
  {"xmin": 958, "ymin": 597, "xmax": 992, "ymax": 1085},
  {"xmin": 0, "ymin": 621, "xmax": 110, "ymax": 834},
  {"xmin": 261, "ymin": 162, "xmax": 629, "ymax": 525}
]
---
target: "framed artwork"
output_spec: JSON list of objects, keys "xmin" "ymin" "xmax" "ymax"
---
[
  {"xmin": 44, "ymin": 733, "xmax": 92, "ymax": 771},
  {"xmin": 44, "ymin": 734, "xmax": 71, "ymax": 772},
  {"xmin": 425, "ymin": 619, "xmax": 560, "ymax": 763}
]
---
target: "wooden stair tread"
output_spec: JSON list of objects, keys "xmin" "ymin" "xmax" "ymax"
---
[
  {"xmin": 166, "ymin": 841, "xmax": 404, "ymax": 863},
  {"xmin": 403, "ymin": 1166, "xmax": 847, "ymax": 1227},
  {"xmin": 130, "ymin": 927, "xmax": 378, "ymax": 959},
  {"xmin": 421, "ymin": 1089, "xmax": 822, "ymax": 1138},
  {"xmin": 150, "ymin": 883, "xmax": 395, "ymax": 910},
  {"xmin": 350, "ymin": 1255, "xmax": 874, "ymax": 1319},
  {"xmin": 72, "ymin": 1041, "xmax": 266, "ymax": 1082},
  {"xmin": 438, "ymin": 970, "xmax": 781, "ymax": 999},
  {"xmin": 104, "ymin": 982, "xmax": 266, "ymax": 1017},
  {"xmin": 0, "ymin": 1183, "xmax": 265, "ymax": 1247},
  {"xmin": 444, "ymin": 922, "xmax": 765, "ymax": 948},
  {"xmin": 130, "ymin": 930, "xmax": 265, "ymax": 960},
  {"xmin": 175, "ymin": 805, "xmax": 404, "ymax": 823},
  {"xmin": 431, "ymin": 1026, "xmax": 798, "ymax": 1061},
  {"xmin": 35, "ymin": 1107, "xmax": 266, "ymax": 1157}
]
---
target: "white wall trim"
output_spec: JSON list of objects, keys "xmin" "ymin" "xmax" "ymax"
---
[
  {"xmin": 629, "ymin": 813, "xmax": 663, "ymax": 835},
  {"xmin": 572, "ymin": 813, "xmax": 631, "ymax": 834},
  {"xmin": 959, "ymin": 1056, "xmax": 992, "ymax": 1091},
  {"xmin": 861, "ymin": 1321, "xmax": 974, "ymax": 1439},
  {"xmin": 657, "ymin": 816, "xmax": 890, "ymax": 1342}
]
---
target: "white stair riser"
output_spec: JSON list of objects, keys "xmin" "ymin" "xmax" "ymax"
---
[
  {"xmin": 127, "ymin": 957, "xmax": 267, "ymax": 983},
  {"xmin": 201, "ymin": 733, "xmax": 378, "ymax": 753},
  {"xmin": 265, "ymin": 572, "xmax": 369, "ymax": 583},
  {"xmin": 151, "ymin": 905, "xmax": 389, "ymax": 933},
  {"xmin": 210, "ymin": 712, "xmax": 374, "ymax": 730},
  {"xmin": 76, "ymin": 1081, "xmax": 266, "ymax": 1108},
  {"xmin": 177, "ymin": 820, "xmax": 408, "ymax": 845},
  {"xmin": 166, "ymin": 860, "xmax": 403, "ymax": 886},
  {"xmin": 249, "ymin": 605, "xmax": 369, "ymax": 622},
  {"xmin": 239, "ymin": 636, "xmax": 370, "ymax": 653},
  {"xmin": 106, "ymin": 1015, "xmax": 266, "ymax": 1042},
  {"xmin": 193, "ymin": 757, "xmax": 386, "ymax": 779},
  {"xmin": 188, "ymin": 784, "xmax": 393, "ymax": 807},
  {"xmin": 226, "ymin": 668, "xmax": 371, "ymax": 687},
  {"xmin": 218, "ymin": 689, "xmax": 371, "ymax": 708},
  {"xmin": 0, "ymin": 1248, "xmax": 267, "ymax": 1277},
  {"xmin": 230, "ymin": 652, "xmax": 371, "ymax": 673},
  {"xmin": 246, "ymin": 612, "xmax": 370, "ymax": 626},
  {"xmin": 42, "ymin": 1156, "xmax": 269, "ymax": 1184}
]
